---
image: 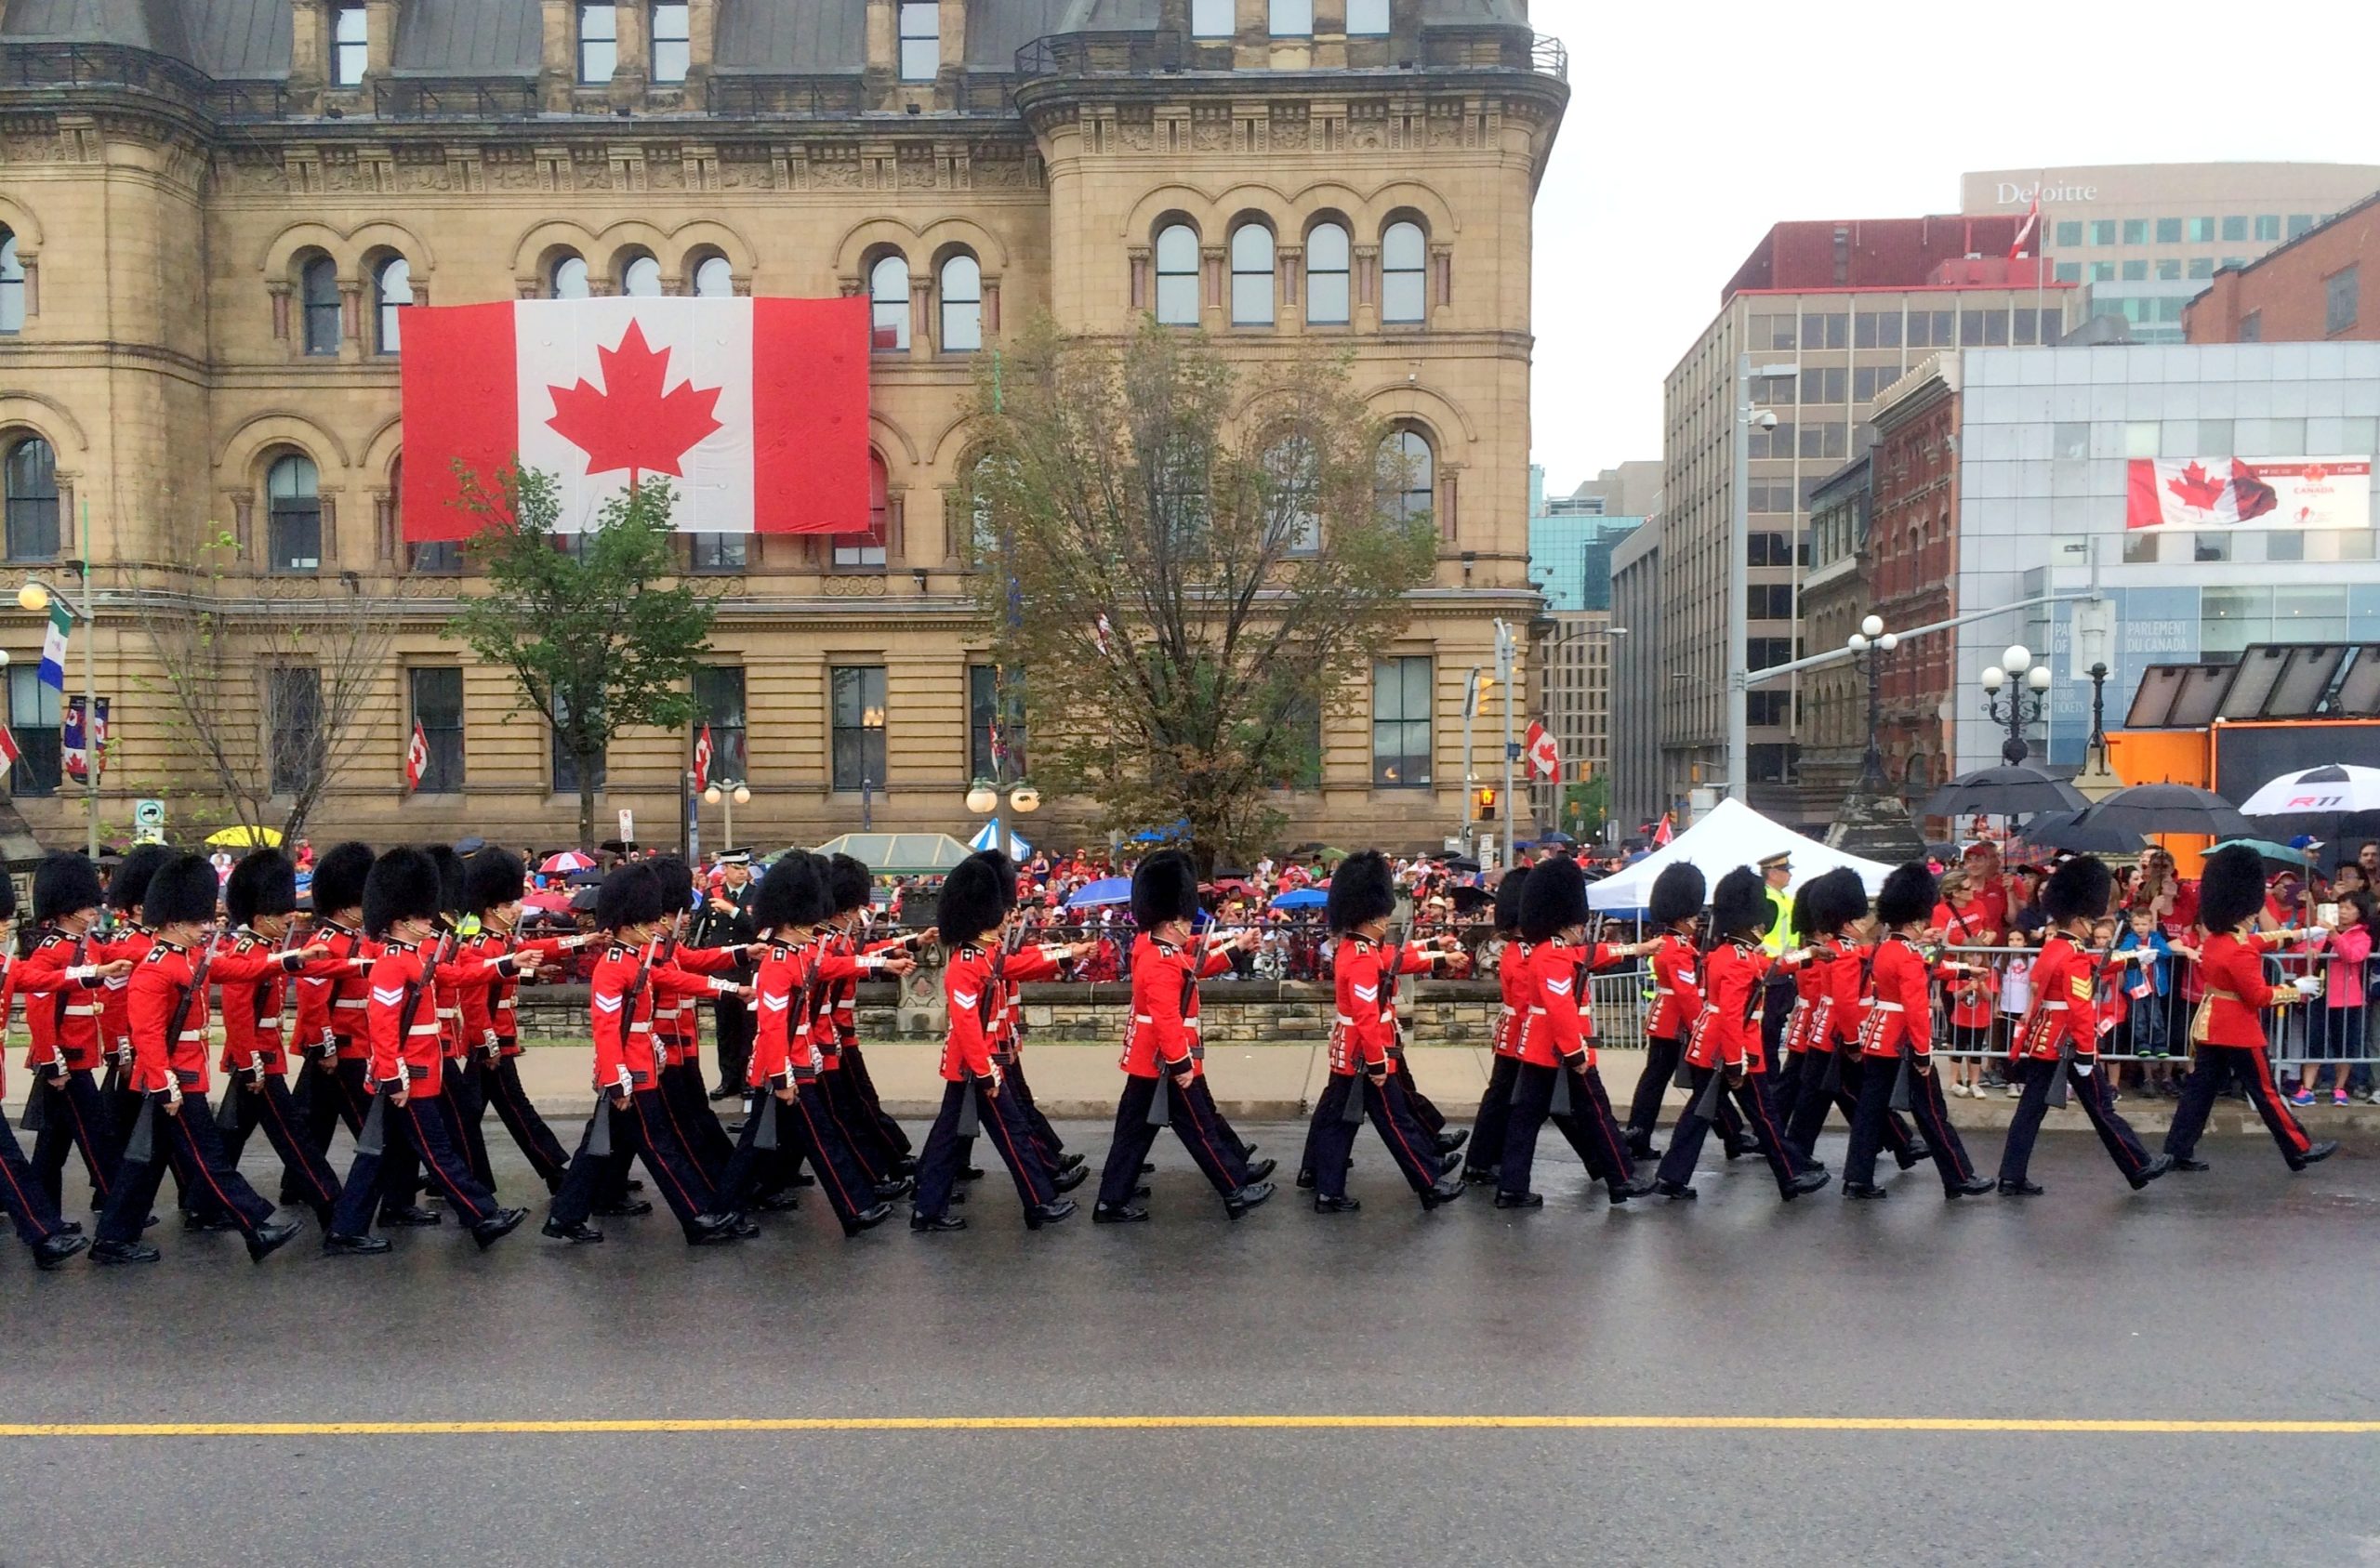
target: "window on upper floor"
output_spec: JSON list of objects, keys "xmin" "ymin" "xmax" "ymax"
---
[
  {"xmin": 1270, "ymin": 0, "xmax": 1312, "ymax": 36},
  {"xmin": 373, "ymin": 257, "xmax": 411, "ymax": 355},
  {"xmin": 550, "ymin": 253, "xmax": 589, "ymax": 299},
  {"xmin": 692, "ymin": 254, "xmax": 734, "ymax": 297},
  {"xmin": 1191, "ymin": 0, "xmax": 1234, "ymax": 37},
  {"xmin": 0, "ymin": 230, "xmax": 22, "ymax": 334},
  {"xmin": 1306, "ymin": 222, "xmax": 1350, "ymax": 325},
  {"xmin": 1229, "ymin": 224, "xmax": 1274, "ymax": 326},
  {"xmin": 652, "ymin": 2, "xmax": 690, "ymax": 84},
  {"xmin": 1348, "ymin": 0, "xmax": 1390, "ymax": 33},
  {"xmin": 899, "ymin": 2, "xmax": 939, "ymax": 81},
  {"xmin": 869, "ymin": 255, "xmax": 909, "ymax": 351},
  {"xmin": 1382, "ymin": 220, "xmax": 1426, "ymax": 323},
  {"xmin": 1378, "ymin": 428, "xmax": 1433, "ymax": 524},
  {"xmin": 2328, "ymin": 266, "xmax": 2360, "ymax": 336},
  {"xmin": 300, "ymin": 255, "xmax": 340, "ymax": 355},
  {"xmin": 620, "ymin": 254, "xmax": 662, "ymax": 296},
  {"xmin": 1155, "ymin": 224, "xmax": 1199, "ymax": 325},
  {"xmin": 267, "ymin": 453, "xmax": 322, "ymax": 573},
  {"xmin": 4, "ymin": 436, "xmax": 59, "ymax": 561},
  {"xmin": 577, "ymin": 3, "xmax": 616, "ymax": 83},
  {"xmin": 941, "ymin": 253, "xmax": 982, "ymax": 351},
  {"xmin": 332, "ymin": 3, "xmax": 368, "ymax": 87}
]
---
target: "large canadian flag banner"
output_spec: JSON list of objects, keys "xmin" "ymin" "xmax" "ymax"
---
[
  {"xmin": 2123, "ymin": 456, "xmax": 2371, "ymax": 532},
  {"xmin": 400, "ymin": 296, "xmax": 870, "ymax": 541}
]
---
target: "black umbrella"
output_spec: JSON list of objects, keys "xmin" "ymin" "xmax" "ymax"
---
[
  {"xmin": 1921, "ymin": 765, "xmax": 2089, "ymax": 820},
  {"xmin": 1435, "ymin": 854, "xmax": 1482, "ymax": 874},
  {"xmin": 1448, "ymin": 885, "xmax": 1493, "ymax": 914},
  {"xmin": 2068, "ymin": 784, "xmax": 2250, "ymax": 841},
  {"xmin": 2012, "ymin": 810, "xmax": 2144, "ymax": 856},
  {"xmin": 568, "ymin": 886, "xmax": 601, "ymax": 913}
]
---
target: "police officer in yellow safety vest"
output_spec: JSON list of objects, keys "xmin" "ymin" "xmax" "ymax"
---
[{"xmin": 1756, "ymin": 850, "xmax": 1805, "ymax": 1124}]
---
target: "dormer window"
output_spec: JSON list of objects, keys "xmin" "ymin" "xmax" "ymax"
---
[
  {"xmin": 332, "ymin": 3, "xmax": 368, "ymax": 86},
  {"xmin": 898, "ymin": 2, "xmax": 939, "ymax": 82}
]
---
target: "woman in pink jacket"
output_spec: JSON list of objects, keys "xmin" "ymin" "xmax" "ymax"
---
[{"xmin": 2297, "ymin": 890, "xmax": 2374, "ymax": 1106}]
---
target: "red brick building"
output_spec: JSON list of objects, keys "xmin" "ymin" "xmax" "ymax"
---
[
  {"xmin": 1866, "ymin": 354, "xmax": 1962, "ymax": 797},
  {"xmin": 2187, "ymin": 190, "xmax": 2380, "ymax": 343}
]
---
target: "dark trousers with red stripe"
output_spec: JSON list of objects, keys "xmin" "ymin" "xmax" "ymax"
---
[
  {"xmin": 1394, "ymin": 1057, "xmax": 1446, "ymax": 1135},
  {"xmin": 1308, "ymin": 1072, "xmax": 1444, "ymax": 1201},
  {"xmin": 659, "ymin": 1061, "xmax": 735, "ymax": 1185},
  {"xmin": 294, "ymin": 1050, "xmax": 364, "ymax": 1154},
  {"xmin": 1998, "ymin": 1056, "xmax": 2154, "ymax": 1187},
  {"xmin": 328, "ymin": 1089, "xmax": 503, "ymax": 1237},
  {"xmin": 820, "ymin": 1063, "xmax": 900, "ymax": 1182},
  {"xmin": 1095, "ymin": 1072, "xmax": 1250, "ymax": 1208},
  {"xmin": 912, "ymin": 1076, "xmax": 1056, "ymax": 1221},
  {"xmin": 840, "ymin": 1043, "xmax": 913, "ymax": 1156},
  {"xmin": 549, "ymin": 1089, "xmax": 721, "ymax": 1240},
  {"xmin": 1657, "ymin": 1066, "xmax": 1812, "ymax": 1198},
  {"xmin": 98, "ymin": 1094, "xmax": 276, "ymax": 1245},
  {"xmin": 1785, "ymin": 1050, "xmax": 1917, "ymax": 1166},
  {"xmin": 717, "ymin": 1084, "xmax": 879, "ymax": 1225},
  {"xmin": 1623, "ymin": 1036, "xmax": 1752, "ymax": 1155},
  {"xmin": 1003, "ymin": 1058, "xmax": 1067, "ymax": 1163},
  {"xmin": 26, "ymin": 1068, "xmax": 119, "ymax": 1213},
  {"xmin": 1465, "ymin": 1054, "xmax": 1521, "ymax": 1177},
  {"xmin": 443, "ymin": 1057, "xmax": 495, "ymax": 1188},
  {"xmin": 1499, "ymin": 1061, "xmax": 1638, "ymax": 1198},
  {"xmin": 1844, "ymin": 1056, "xmax": 1977, "ymax": 1192},
  {"xmin": 2163, "ymin": 1043, "xmax": 2313, "ymax": 1166},
  {"xmin": 0, "ymin": 1115, "xmax": 73, "ymax": 1249},
  {"xmin": 475, "ymin": 1053, "xmax": 572, "ymax": 1192},
  {"xmin": 218, "ymin": 1074, "xmax": 342, "ymax": 1220}
]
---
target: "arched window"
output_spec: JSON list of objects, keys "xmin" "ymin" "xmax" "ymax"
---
[
  {"xmin": 373, "ymin": 256, "xmax": 411, "ymax": 355},
  {"xmin": 1230, "ymin": 224, "xmax": 1275, "ymax": 326},
  {"xmin": 940, "ymin": 253, "xmax": 982, "ymax": 351},
  {"xmin": 1263, "ymin": 435, "xmax": 1320, "ymax": 556},
  {"xmin": 1306, "ymin": 221, "xmax": 1350, "ymax": 325},
  {"xmin": 549, "ymin": 252, "xmax": 589, "ymax": 299},
  {"xmin": 266, "ymin": 453, "xmax": 322, "ymax": 573},
  {"xmin": 620, "ymin": 253, "xmax": 662, "ymax": 296},
  {"xmin": 0, "ymin": 229, "xmax": 23, "ymax": 334},
  {"xmin": 691, "ymin": 254, "xmax": 734, "ymax": 298},
  {"xmin": 4, "ymin": 436, "xmax": 60, "ymax": 560},
  {"xmin": 869, "ymin": 254, "xmax": 909, "ymax": 351},
  {"xmin": 838, "ymin": 450, "xmax": 891, "ymax": 568},
  {"xmin": 300, "ymin": 255, "xmax": 340, "ymax": 355},
  {"xmin": 1382, "ymin": 220, "xmax": 1426, "ymax": 323},
  {"xmin": 1154, "ymin": 223, "xmax": 1199, "ymax": 326},
  {"xmin": 1379, "ymin": 428, "xmax": 1433, "ymax": 522}
]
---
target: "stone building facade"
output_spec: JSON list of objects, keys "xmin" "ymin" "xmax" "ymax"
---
[{"xmin": 0, "ymin": 0, "xmax": 1565, "ymax": 853}]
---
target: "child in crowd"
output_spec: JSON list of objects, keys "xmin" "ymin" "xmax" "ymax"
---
[
  {"xmin": 2114, "ymin": 903, "xmax": 2190, "ymax": 1099},
  {"xmin": 1997, "ymin": 930, "xmax": 2032, "ymax": 1100},
  {"xmin": 2298, "ymin": 889, "xmax": 2374, "ymax": 1106}
]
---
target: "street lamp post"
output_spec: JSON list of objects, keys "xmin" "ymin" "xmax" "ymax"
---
[
  {"xmin": 1979, "ymin": 642, "xmax": 2055, "ymax": 766},
  {"xmin": 703, "ymin": 777, "xmax": 752, "ymax": 855},
  {"xmin": 16, "ymin": 575, "xmax": 99, "ymax": 857},
  {"xmin": 2084, "ymin": 660, "xmax": 2111, "ymax": 773},
  {"xmin": 1845, "ymin": 613, "xmax": 1898, "ymax": 788}
]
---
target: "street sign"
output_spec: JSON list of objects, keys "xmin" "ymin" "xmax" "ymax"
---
[
  {"xmin": 132, "ymin": 798, "xmax": 165, "ymax": 844},
  {"xmin": 616, "ymin": 808, "xmax": 634, "ymax": 844}
]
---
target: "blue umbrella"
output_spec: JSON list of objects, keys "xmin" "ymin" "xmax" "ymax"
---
[
  {"xmin": 1271, "ymin": 888, "xmax": 1328, "ymax": 911},
  {"xmin": 1064, "ymin": 876, "xmax": 1133, "ymax": 908}
]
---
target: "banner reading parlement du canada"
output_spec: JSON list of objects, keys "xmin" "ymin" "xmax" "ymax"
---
[{"xmin": 2124, "ymin": 456, "xmax": 2372, "ymax": 531}]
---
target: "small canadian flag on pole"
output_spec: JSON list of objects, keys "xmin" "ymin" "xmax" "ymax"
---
[
  {"xmin": 693, "ymin": 724, "xmax": 714, "ymax": 794},
  {"xmin": 0, "ymin": 722, "xmax": 21, "ymax": 773},
  {"xmin": 404, "ymin": 721, "xmax": 430, "ymax": 793},
  {"xmin": 1523, "ymin": 719, "xmax": 1561, "ymax": 785},
  {"xmin": 2007, "ymin": 192, "xmax": 2041, "ymax": 261},
  {"xmin": 1652, "ymin": 813, "xmax": 1674, "ymax": 847}
]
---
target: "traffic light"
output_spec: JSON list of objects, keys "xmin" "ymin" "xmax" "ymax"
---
[{"xmin": 1473, "ymin": 786, "xmax": 1499, "ymax": 822}]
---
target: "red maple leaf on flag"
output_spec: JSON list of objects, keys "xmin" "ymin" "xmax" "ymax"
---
[
  {"xmin": 2163, "ymin": 460, "xmax": 2228, "ymax": 512},
  {"xmin": 545, "ymin": 321, "xmax": 724, "ymax": 479}
]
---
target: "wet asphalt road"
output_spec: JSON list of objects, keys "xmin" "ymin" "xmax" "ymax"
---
[{"xmin": 2, "ymin": 1118, "xmax": 2378, "ymax": 1567}]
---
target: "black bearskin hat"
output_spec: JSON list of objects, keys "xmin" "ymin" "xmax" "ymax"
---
[
  {"xmin": 1326, "ymin": 850, "xmax": 1397, "ymax": 934},
  {"xmin": 32, "ymin": 851, "xmax": 104, "ymax": 925},
  {"xmin": 1711, "ymin": 866, "xmax": 1772, "ymax": 941},
  {"xmin": 1798, "ymin": 865, "xmax": 1869, "ymax": 936},
  {"xmin": 425, "ymin": 844, "xmax": 466, "ymax": 916},
  {"xmin": 363, "ymin": 847, "xmax": 443, "ymax": 939},
  {"xmin": 934, "ymin": 856, "xmax": 1009, "ymax": 948},
  {"xmin": 226, "ymin": 850, "xmax": 298, "ymax": 928},
  {"xmin": 753, "ymin": 852, "xmax": 829, "ymax": 934},
  {"xmin": 965, "ymin": 849, "xmax": 1020, "ymax": 911},
  {"xmin": 311, "ymin": 841, "xmax": 374, "ymax": 917},
  {"xmin": 1874, "ymin": 863, "xmax": 1937, "ymax": 930},
  {"xmin": 1647, "ymin": 863, "xmax": 1706, "ymax": 929},
  {"xmin": 464, "ymin": 848, "xmax": 528, "ymax": 916},
  {"xmin": 1492, "ymin": 865, "xmax": 1532, "ymax": 935},
  {"xmin": 145, "ymin": 853, "xmax": 222, "ymax": 929},
  {"xmin": 593, "ymin": 861, "xmax": 668, "ymax": 934},
  {"xmin": 1131, "ymin": 850, "xmax": 1199, "ymax": 929},
  {"xmin": 2040, "ymin": 854, "xmax": 2114, "ymax": 927},
  {"xmin": 828, "ymin": 853, "xmax": 872, "ymax": 916},
  {"xmin": 1518, "ymin": 855, "xmax": 1587, "ymax": 945},
  {"xmin": 649, "ymin": 855, "xmax": 695, "ymax": 924},
  {"xmin": 2196, "ymin": 843, "xmax": 2268, "ymax": 934},
  {"xmin": 108, "ymin": 843, "xmax": 174, "ymax": 916}
]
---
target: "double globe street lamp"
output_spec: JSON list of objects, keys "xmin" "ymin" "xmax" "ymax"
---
[
  {"xmin": 966, "ymin": 775, "xmax": 1040, "ymax": 862},
  {"xmin": 1845, "ymin": 613, "xmax": 1897, "ymax": 787},
  {"xmin": 703, "ymin": 777, "xmax": 751, "ymax": 850},
  {"xmin": 1980, "ymin": 642, "xmax": 2054, "ymax": 766}
]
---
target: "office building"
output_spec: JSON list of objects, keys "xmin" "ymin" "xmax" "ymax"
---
[
  {"xmin": 1528, "ymin": 608, "xmax": 1611, "ymax": 837},
  {"xmin": 1527, "ymin": 464, "xmax": 1643, "ymax": 612},
  {"xmin": 1607, "ymin": 513, "xmax": 1662, "ymax": 832},
  {"xmin": 2188, "ymin": 191, "xmax": 2380, "ymax": 344},
  {"xmin": 1792, "ymin": 453, "xmax": 1871, "ymax": 804}
]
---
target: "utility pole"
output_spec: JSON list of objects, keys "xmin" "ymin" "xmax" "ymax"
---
[{"xmin": 1495, "ymin": 619, "xmax": 1515, "ymax": 871}]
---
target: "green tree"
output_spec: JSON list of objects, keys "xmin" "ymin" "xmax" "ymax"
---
[
  {"xmin": 970, "ymin": 319, "xmax": 1435, "ymax": 870},
  {"xmin": 1560, "ymin": 774, "xmax": 1609, "ymax": 841},
  {"xmin": 443, "ymin": 466, "xmax": 719, "ymax": 849}
]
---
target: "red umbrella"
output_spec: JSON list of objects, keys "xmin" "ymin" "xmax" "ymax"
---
[
  {"xmin": 522, "ymin": 890, "xmax": 574, "ymax": 916},
  {"xmin": 539, "ymin": 850, "xmax": 597, "ymax": 875}
]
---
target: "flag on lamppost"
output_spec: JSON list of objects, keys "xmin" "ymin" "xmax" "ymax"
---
[
  {"xmin": 1523, "ymin": 719, "xmax": 1561, "ymax": 785},
  {"xmin": 36, "ymin": 604, "xmax": 71, "ymax": 692},
  {"xmin": 405, "ymin": 721, "xmax": 430, "ymax": 793},
  {"xmin": 62, "ymin": 697, "xmax": 106, "ymax": 783},
  {"xmin": 692, "ymin": 724, "xmax": 713, "ymax": 794}
]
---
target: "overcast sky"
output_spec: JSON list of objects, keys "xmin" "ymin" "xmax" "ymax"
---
[{"xmin": 1527, "ymin": 0, "xmax": 2380, "ymax": 494}]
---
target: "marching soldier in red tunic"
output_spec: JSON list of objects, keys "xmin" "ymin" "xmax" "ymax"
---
[
  {"xmin": 644, "ymin": 856, "xmax": 745, "ymax": 1188},
  {"xmin": 1778, "ymin": 868, "xmax": 1922, "ymax": 1174},
  {"xmin": 458, "ymin": 848, "xmax": 585, "ymax": 1194},
  {"xmin": 1839, "ymin": 863, "xmax": 1994, "ymax": 1200},
  {"xmin": 967, "ymin": 850, "xmax": 1081, "ymax": 1181},
  {"xmin": 822, "ymin": 852, "xmax": 923, "ymax": 1176},
  {"xmin": 91, "ymin": 855, "xmax": 313, "ymax": 1265},
  {"xmin": 1995, "ymin": 856, "xmax": 2171, "ymax": 1196},
  {"xmin": 1620, "ymin": 863, "xmax": 1704, "ymax": 1160},
  {"xmin": 0, "ymin": 871, "xmax": 95, "ymax": 1269},
  {"xmin": 95, "ymin": 844, "xmax": 171, "ymax": 1177},
  {"xmin": 2162, "ymin": 843, "xmax": 2334, "ymax": 1174},
  {"xmin": 16, "ymin": 851, "xmax": 133, "ymax": 1217},
  {"xmin": 1651, "ymin": 866, "xmax": 1829, "ymax": 1202},
  {"xmin": 1496, "ymin": 855, "xmax": 1658, "ymax": 1208},
  {"xmin": 289, "ymin": 841, "xmax": 377, "ymax": 1160},
  {"xmin": 1460, "ymin": 866, "xmax": 1532, "ymax": 1185},
  {"xmin": 1091, "ymin": 851, "xmax": 1274, "ymax": 1222},
  {"xmin": 213, "ymin": 850, "xmax": 352, "ymax": 1229},
  {"xmin": 1302, "ymin": 850, "xmax": 1466, "ymax": 1213}
]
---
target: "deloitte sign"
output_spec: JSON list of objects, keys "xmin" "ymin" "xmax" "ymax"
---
[{"xmin": 1995, "ymin": 179, "xmax": 2098, "ymax": 204}]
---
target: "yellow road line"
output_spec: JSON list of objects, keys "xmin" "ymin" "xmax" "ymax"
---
[{"xmin": 0, "ymin": 1415, "xmax": 2374, "ymax": 1438}]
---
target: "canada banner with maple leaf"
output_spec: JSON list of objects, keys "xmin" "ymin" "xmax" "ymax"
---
[
  {"xmin": 2124, "ymin": 456, "xmax": 2371, "ymax": 532},
  {"xmin": 398, "ymin": 296, "xmax": 871, "ymax": 540}
]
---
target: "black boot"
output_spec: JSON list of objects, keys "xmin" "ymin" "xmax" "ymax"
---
[
  {"xmin": 377, "ymin": 1206, "xmax": 442, "ymax": 1228},
  {"xmin": 1025, "ymin": 1199, "xmax": 1078, "ymax": 1229},
  {"xmin": 841, "ymin": 1203, "xmax": 892, "ymax": 1238},
  {"xmin": 245, "ymin": 1220, "xmax": 302, "ymax": 1263},
  {"xmin": 90, "ymin": 1238, "xmax": 162, "ymax": 1265},
  {"xmin": 1492, "ymin": 1190, "xmax": 1543, "ymax": 1209},
  {"xmin": 1419, "ymin": 1178, "xmax": 1466, "ymax": 1210},
  {"xmin": 32, "ymin": 1232, "xmax": 90, "ymax": 1270},
  {"xmin": 540, "ymin": 1218, "xmax": 604, "ymax": 1244},
  {"xmin": 2290, "ymin": 1140, "xmax": 2340, "ymax": 1171},
  {"xmin": 1310, "ymin": 1193, "xmax": 1360, "ymax": 1213},
  {"xmin": 2127, "ymin": 1153, "xmax": 2175, "ymax": 1192},
  {"xmin": 323, "ymin": 1231, "xmax": 393, "ymax": 1255},
  {"xmin": 471, "ymin": 1207, "xmax": 529, "ymax": 1249},
  {"xmin": 1947, "ymin": 1176, "xmax": 1995, "ymax": 1198},
  {"xmin": 909, "ymin": 1210, "xmax": 967, "ymax": 1232},
  {"xmin": 1093, "ymin": 1202, "xmax": 1149, "ymax": 1223},
  {"xmin": 1223, "ymin": 1181, "xmax": 1274, "ymax": 1220}
]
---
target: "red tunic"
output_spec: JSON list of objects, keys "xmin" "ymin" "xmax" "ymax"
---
[
  {"xmin": 128, "ymin": 938, "xmax": 301, "ymax": 1098},
  {"xmin": 1646, "ymin": 932, "xmax": 1699, "ymax": 1042},
  {"xmin": 2194, "ymin": 931, "xmax": 2277, "ymax": 1048},
  {"xmin": 15, "ymin": 928, "xmax": 107, "ymax": 1073},
  {"xmin": 1857, "ymin": 937, "xmax": 1934, "ymax": 1060},
  {"xmin": 1493, "ymin": 940, "xmax": 1534, "ymax": 1057},
  {"xmin": 1685, "ymin": 938, "xmax": 1771, "ymax": 1072},
  {"xmin": 1121, "ymin": 934, "xmax": 1232, "ymax": 1079},
  {"xmin": 2015, "ymin": 934, "xmax": 2102, "ymax": 1061},
  {"xmin": 293, "ymin": 918, "xmax": 373, "ymax": 1061}
]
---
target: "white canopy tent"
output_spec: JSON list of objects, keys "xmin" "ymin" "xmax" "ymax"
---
[{"xmin": 1587, "ymin": 797, "xmax": 1898, "ymax": 912}]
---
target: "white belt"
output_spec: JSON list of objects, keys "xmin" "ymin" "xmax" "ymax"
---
[
  {"xmin": 496, "ymin": 997, "xmax": 516, "ymax": 1010},
  {"xmin": 176, "ymin": 1030, "xmax": 204, "ymax": 1041},
  {"xmin": 2043, "ymin": 1002, "xmax": 2068, "ymax": 1011},
  {"xmin": 406, "ymin": 1022, "xmax": 441, "ymax": 1035},
  {"xmin": 1133, "ymin": 1014, "xmax": 1152, "ymax": 1023},
  {"xmin": 628, "ymin": 1022, "xmax": 652, "ymax": 1034},
  {"xmin": 335, "ymin": 998, "xmax": 367, "ymax": 1009},
  {"xmin": 1871, "ymin": 1002, "xmax": 1904, "ymax": 1013},
  {"xmin": 1500, "ymin": 1005, "xmax": 1518, "ymax": 1016},
  {"xmin": 1527, "ymin": 1006, "xmax": 1548, "ymax": 1016},
  {"xmin": 437, "ymin": 1008, "xmax": 459, "ymax": 1020},
  {"xmin": 1334, "ymin": 1013, "xmax": 1353, "ymax": 1025},
  {"xmin": 62, "ymin": 1006, "xmax": 95, "ymax": 1018}
]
